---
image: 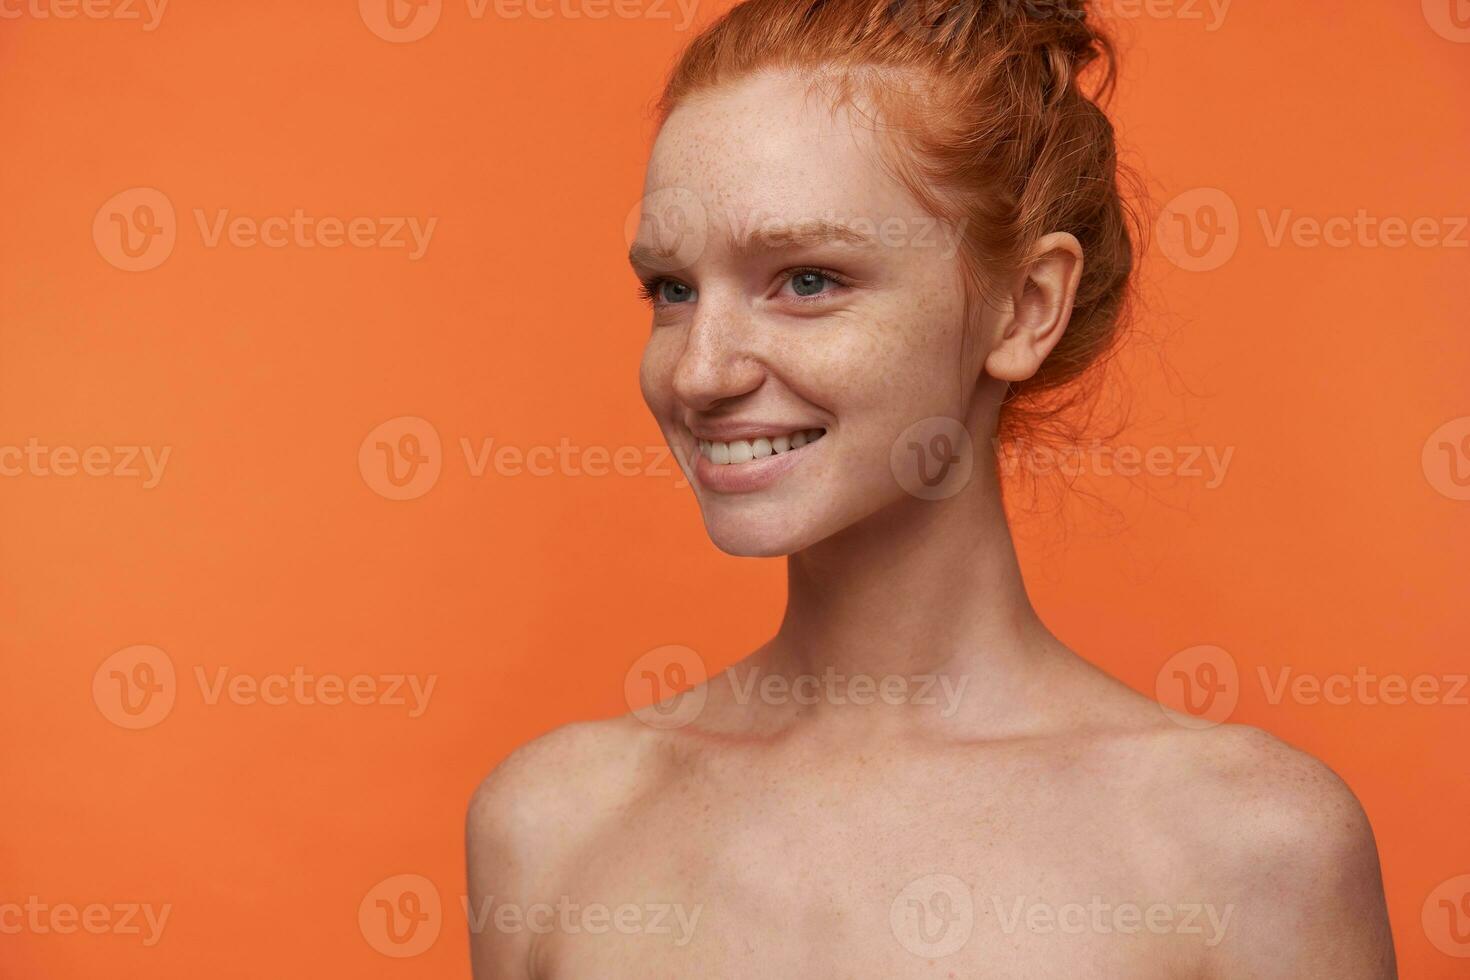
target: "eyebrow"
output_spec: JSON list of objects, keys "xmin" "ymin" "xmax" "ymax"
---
[
  {"xmin": 727, "ymin": 219, "xmax": 879, "ymax": 255},
  {"xmin": 627, "ymin": 241, "xmax": 684, "ymax": 271},
  {"xmin": 627, "ymin": 218, "xmax": 879, "ymax": 272}
]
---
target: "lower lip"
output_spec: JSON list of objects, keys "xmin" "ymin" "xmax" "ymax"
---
[{"xmin": 693, "ymin": 437, "xmax": 823, "ymax": 494}]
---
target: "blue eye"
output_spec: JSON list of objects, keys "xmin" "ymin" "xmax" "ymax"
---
[
  {"xmin": 788, "ymin": 271, "xmax": 831, "ymax": 297},
  {"xmin": 641, "ymin": 278, "xmax": 695, "ymax": 305},
  {"xmin": 660, "ymin": 280, "xmax": 695, "ymax": 303}
]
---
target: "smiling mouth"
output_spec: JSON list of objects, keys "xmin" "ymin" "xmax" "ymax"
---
[{"xmin": 697, "ymin": 427, "xmax": 827, "ymax": 465}]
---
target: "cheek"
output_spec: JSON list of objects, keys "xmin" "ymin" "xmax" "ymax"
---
[
  {"xmin": 873, "ymin": 279, "xmax": 971, "ymax": 412},
  {"xmin": 796, "ymin": 293, "xmax": 968, "ymax": 423},
  {"xmin": 638, "ymin": 330, "xmax": 680, "ymax": 416}
]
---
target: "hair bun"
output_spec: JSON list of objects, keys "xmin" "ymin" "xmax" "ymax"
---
[{"xmin": 1015, "ymin": 0, "xmax": 1112, "ymax": 102}]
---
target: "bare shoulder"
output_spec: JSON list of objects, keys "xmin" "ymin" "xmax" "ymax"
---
[
  {"xmin": 1111, "ymin": 722, "xmax": 1395, "ymax": 978},
  {"xmin": 1055, "ymin": 654, "xmax": 1390, "ymax": 910},
  {"xmin": 465, "ymin": 716, "xmax": 670, "ymax": 978},
  {"xmin": 467, "ymin": 715, "xmax": 671, "ymax": 877},
  {"xmin": 1141, "ymin": 723, "xmax": 1382, "ymax": 877}
]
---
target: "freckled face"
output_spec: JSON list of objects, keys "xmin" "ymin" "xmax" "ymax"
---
[{"xmin": 632, "ymin": 71, "xmax": 984, "ymax": 557}]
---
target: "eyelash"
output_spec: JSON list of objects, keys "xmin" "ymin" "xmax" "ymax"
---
[
  {"xmin": 637, "ymin": 267, "xmax": 853, "ymax": 307},
  {"xmin": 636, "ymin": 278, "xmax": 673, "ymax": 305}
]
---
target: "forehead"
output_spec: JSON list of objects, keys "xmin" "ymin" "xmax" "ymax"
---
[{"xmin": 644, "ymin": 70, "xmax": 929, "ymax": 233}]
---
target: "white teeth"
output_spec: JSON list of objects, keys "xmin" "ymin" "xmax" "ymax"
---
[{"xmin": 698, "ymin": 428, "xmax": 826, "ymax": 465}]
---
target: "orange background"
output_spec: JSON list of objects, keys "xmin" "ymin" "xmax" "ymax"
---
[{"xmin": 2, "ymin": 0, "xmax": 1468, "ymax": 976}]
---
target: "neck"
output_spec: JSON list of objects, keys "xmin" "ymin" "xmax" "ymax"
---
[{"xmin": 766, "ymin": 461, "xmax": 1058, "ymax": 724}]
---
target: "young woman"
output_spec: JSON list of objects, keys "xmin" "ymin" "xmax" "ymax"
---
[{"xmin": 468, "ymin": 0, "xmax": 1396, "ymax": 975}]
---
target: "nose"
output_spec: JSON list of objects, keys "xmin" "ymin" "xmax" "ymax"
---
[{"xmin": 671, "ymin": 296, "xmax": 765, "ymax": 413}]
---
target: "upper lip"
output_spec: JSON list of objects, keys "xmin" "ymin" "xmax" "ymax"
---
[{"xmin": 687, "ymin": 420, "xmax": 827, "ymax": 441}]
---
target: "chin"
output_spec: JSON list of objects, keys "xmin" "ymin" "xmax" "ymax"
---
[
  {"xmin": 697, "ymin": 488, "xmax": 894, "ymax": 558},
  {"xmin": 700, "ymin": 508, "xmax": 817, "ymax": 557}
]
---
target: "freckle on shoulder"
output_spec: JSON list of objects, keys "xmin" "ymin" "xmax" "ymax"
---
[
  {"xmin": 1136, "ymin": 723, "xmax": 1380, "ymax": 881},
  {"xmin": 467, "ymin": 716, "xmax": 668, "ymax": 849}
]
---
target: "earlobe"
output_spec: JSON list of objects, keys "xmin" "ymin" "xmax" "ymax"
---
[{"xmin": 983, "ymin": 232, "xmax": 1084, "ymax": 383}]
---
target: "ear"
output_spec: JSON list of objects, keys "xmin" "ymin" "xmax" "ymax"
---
[{"xmin": 983, "ymin": 232, "xmax": 1084, "ymax": 383}]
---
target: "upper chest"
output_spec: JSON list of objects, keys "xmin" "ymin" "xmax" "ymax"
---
[{"xmin": 532, "ymin": 741, "xmax": 1217, "ymax": 979}]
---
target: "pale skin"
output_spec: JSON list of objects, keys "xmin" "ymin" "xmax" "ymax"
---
[{"xmin": 467, "ymin": 70, "xmax": 1396, "ymax": 978}]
